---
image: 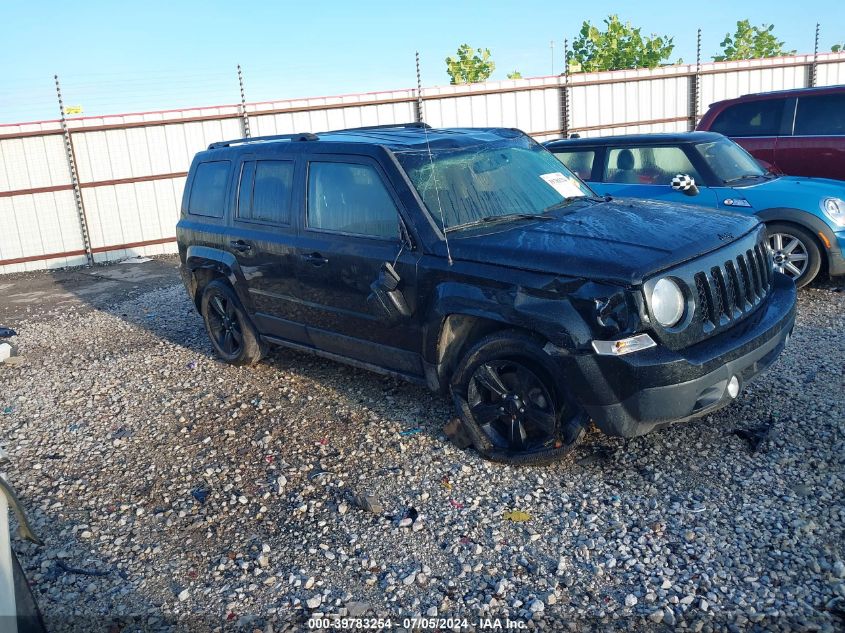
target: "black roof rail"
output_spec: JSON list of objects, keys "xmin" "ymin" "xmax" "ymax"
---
[
  {"xmin": 208, "ymin": 132, "xmax": 318, "ymax": 150},
  {"xmin": 330, "ymin": 122, "xmax": 432, "ymax": 133}
]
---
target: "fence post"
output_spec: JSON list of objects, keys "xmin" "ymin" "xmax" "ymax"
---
[
  {"xmin": 811, "ymin": 23, "xmax": 820, "ymax": 87},
  {"xmin": 55, "ymin": 74, "xmax": 93, "ymax": 266},
  {"xmin": 237, "ymin": 64, "xmax": 251, "ymax": 137},
  {"xmin": 415, "ymin": 51, "xmax": 423, "ymax": 124},
  {"xmin": 559, "ymin": 38, "xmax": 570, "ymax": 137},
  {"xmin": 689, "ymin": 28, "xmax": 702, "ymax": 130}
]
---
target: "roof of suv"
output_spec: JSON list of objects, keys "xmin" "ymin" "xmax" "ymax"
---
[
  {"xmin": 206, "ymin": 124, "xmax": 525, "ymax": 153},
  {"xmin": 544, "ymin": 131, "xmax": 724, "ymax": 147},
  {"xmin": 707, "ymin": 84, "xmax": 845, "ymax": 108}
]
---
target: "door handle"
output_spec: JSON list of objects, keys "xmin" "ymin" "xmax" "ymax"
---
[
  {"xmin": 230, "ymin": 240, "xmax": 252, "ymax": 253},
  {"xmin": 301, "ymin": 252, "xmax": 329, "ymax": 266}
]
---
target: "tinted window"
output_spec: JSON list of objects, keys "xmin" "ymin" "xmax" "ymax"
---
[
  {"xmin": 307, "ymin": 162, "xmax": 398, "ymax": 239},
  {"xmin": 551, "ymin": 150, "xmax": 596, "ymax": 180},
  {"xmin": 709, "ymin": 99, "xmax": 785, "ymax": 136},
  {"xmin": 237, "ymin": 160, "xmax": 294, "ymax": 224},
  {"xmin": 794, "ymin": 93, "xmax": 845, "ymax": 135},
  {"xmin": 604, "ymin": 146, "xmax": 702, "ymax": 184},
  {"xmin": 188, "ymin": 161, "xmax": 230, "ymax": 217}
]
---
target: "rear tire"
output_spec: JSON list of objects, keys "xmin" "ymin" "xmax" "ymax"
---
[
  {"xmin": 766, "ymin": 222, "xmax": 822, "ymax": 289},
  {"xmin": 450, "ymin": 331, "xmax": 586, "ymax": 465},
  {"xmin": 200, "ymin": 280, "xmax": 265, "ymax": 366}
]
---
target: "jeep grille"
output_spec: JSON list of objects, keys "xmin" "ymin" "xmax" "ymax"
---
[{"xmin": 645, "ymin": 228, "xmax": 773, "ymax": 350}]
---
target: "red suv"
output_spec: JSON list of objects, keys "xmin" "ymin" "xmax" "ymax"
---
[{"xmin": 697, "ymin": 85, "xmax": 845, "ymax": 181}]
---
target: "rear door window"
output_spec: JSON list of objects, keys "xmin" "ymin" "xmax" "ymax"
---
[
  {"xmin": 551, "ymin": 149, "xmax": 596, "ymax": 180},
  {"xmin": 307, "ymin": 161, "xmax": 398, "ymax": 240},
  {"xmin": 188, "ymin": 161, "xmax": 231, "ymax": 217},
  {"xmin": 604, "ymin": 146, "xmax": 702, "ymax": 184},
  {"xmin": 237, "ymin": 160, "xmax": 294, "ymax": 225},
  {"xmin": 709, "ymin": 99, "xmax": 785, "ymax": 137},
  {"xmin": 794, "ymin": 93, "xmax": 845, "ymax": 135}
]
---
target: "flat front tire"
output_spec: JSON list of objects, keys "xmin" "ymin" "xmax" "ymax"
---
[
  {"xmin": 200, "ymin": 280, "xmax": 265, "ymax": 366},
  {"xmin": 450, "ymin": 331, "xmax": 586, "ymax": 465}
]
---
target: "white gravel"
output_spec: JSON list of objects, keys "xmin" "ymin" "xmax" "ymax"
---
[{"xmin": 1, "ymin": 276, "xmax": 844, "ymax": 632}]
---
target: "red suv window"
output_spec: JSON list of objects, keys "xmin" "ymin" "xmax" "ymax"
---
[
  {"xmin": 794, "ymin": 93, "xmax": 845, "ymax": 135},
  {"xmin": 710, "ymin": 99, "xmax": 785, "ymax": 137}
]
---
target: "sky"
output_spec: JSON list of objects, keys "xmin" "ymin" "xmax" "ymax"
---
[{"xmin": 1, "ymin": 0, "xmax": 843, "ymax": 125}]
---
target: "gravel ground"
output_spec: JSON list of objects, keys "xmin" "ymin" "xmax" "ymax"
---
[{"xmin": 1, "ymin": 270, "xmax": 844, "ymax": 632}]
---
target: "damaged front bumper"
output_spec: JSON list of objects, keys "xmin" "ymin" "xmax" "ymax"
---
[{"xmin": 560, "ymin": 272, "xmax": 797, "ymax": 438}]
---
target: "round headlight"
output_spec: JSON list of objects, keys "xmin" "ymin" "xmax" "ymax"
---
[
  {"xmin": 822, "ymin": 197, "xmax": 845, "ymax": 227},
  {"xmin": 651, "ymin": 278, "xmax": 685, "ymax": 327}
]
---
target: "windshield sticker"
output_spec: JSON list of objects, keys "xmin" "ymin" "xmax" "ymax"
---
[{"xmin": 540, "ymin": 172, "xmax": 585, "ymax": 198}]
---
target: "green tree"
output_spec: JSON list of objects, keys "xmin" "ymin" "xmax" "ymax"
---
[
  {"xmin": 833, "ymin": 43, "xmax": 843, "ymax": 52},
  {"xmin": 507, "ymin": 70, "xmax": 523, "ymax": 79},
  {"xmin": 445, "ymin": 44, "xmax": 495, "ymax": 84},
  {"xmin": 567, "ymin": 15, "xmax": 676, "ymax": 72},
  {"xmin": 714, "ymin": 20, "xmax": 795, "ymax": 61}
]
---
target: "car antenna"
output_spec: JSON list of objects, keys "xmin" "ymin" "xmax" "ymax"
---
[{"xmin": 420, "ymin": 117, "xmax": 453, "ymax": 265}]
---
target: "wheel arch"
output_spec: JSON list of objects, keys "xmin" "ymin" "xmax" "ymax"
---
[
  {"xmin": 184, "ymin": 246, "xmax": 254, "ymax": 312},
  {"xmin": 421, "ymin": 281, "xmax": 590, "ymax": 391},
  {"xmin": 756, "ymin": 207, "xmax": 833, "ymax": 269}
]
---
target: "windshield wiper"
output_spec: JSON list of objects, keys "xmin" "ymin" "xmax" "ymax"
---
[
  {"xmin": 724, "ymin": 173, "xmax": 766, "ymax": 184},
  {"xmin": 445, "ymin": 213, "xmax": 553, "ymax": 232},
  {"xmin": 543, "ymin": 195, "xmax": 603, "ymax": 213},
  {"xmin": 481, "ymin": 213, "xmax": 553, "ymax": 223}
]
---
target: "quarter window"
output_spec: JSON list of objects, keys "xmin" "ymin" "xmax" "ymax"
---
[
  {"xmin": 188, "ymin": 161, "xmax": 230, "ymax": 217},
  {"xmin": 794, "ymin": 94, "xmax": 845, "ymax": 135},
  {"xmin": 551, "ymin": 150, "xmax": 596, "ymax": 180},
  {"xmin": 237, "ymin": 160, "xmax": 294, "ymax": 225},
  {"xmin": 709, "ymin": 99, "xmax": 785, "ymax": 137},
  {"xmin": 604, "ymin": 147, "xmax": 702, "ymax": 184},
  {"xmin": 307, "ymin": 162, "xmax": 398, "ymax": 239}
]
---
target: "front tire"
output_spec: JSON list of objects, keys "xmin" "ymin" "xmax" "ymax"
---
[
  {"xmin": 450, "ymin": 331, "xmax": 586, "ymax": 465},
  {"xmin": 766, "ymin": 222, "xmax": 822, "ymax": 289},
  {"xmin": 200, "ymin": 280, "xmax": 265, "ymax": 366}
]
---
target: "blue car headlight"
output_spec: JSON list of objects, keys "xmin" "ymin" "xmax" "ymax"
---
[{"xmin": 821, "ymin": 197, "xmax": 845, "ymax": 227}]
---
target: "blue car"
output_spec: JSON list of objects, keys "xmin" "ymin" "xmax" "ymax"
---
[{"xmin": 545, "ymin": 131, "xmax": 845, "ymax": 288}]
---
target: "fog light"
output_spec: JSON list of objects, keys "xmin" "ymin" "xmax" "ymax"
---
[{"xmin": 727, "ymin": 375, "xmax": 740, "ymax": 399}]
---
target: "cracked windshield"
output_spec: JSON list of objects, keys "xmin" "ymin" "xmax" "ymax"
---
[{"xmin": 395, "ymin": 136, "xmax": 593, "ymax": 231}]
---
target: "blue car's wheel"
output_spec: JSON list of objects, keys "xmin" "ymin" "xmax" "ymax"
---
[{"xmin": 766, "ymin": 222, "xmax": 822, "ymax": 289}]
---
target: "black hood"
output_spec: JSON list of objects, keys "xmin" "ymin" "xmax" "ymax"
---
[{"xmin": 445, "ymin": 198, "xmax": 760, "ymax": 285}]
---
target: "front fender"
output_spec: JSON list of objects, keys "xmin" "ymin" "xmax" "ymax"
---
[
  {"xmin": 755, "ymin": 207, "xmax": 834, "ymax": 246},
  {"xmin": 755, "ymin": 207, "xmax": 844, "ymax": 275},
  {"xmin": 421, "ymin": 281, "xmax": 596, "ymax": 366}
]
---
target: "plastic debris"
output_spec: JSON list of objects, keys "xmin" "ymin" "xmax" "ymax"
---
[
  {"xmin": 353, "ymin": 493, "xmax": 384, "ymax": 514},
  {"xmin": 0, "ymin": 343, "xmax": 11, "ymax": 363},
  {"xmin": 443, "ymin": 417, "xmax": 472, "ymax": 449},
  {"xmin": 503, "ymin": 510, "xmax": 532, "ymax": 522},
  {"xmin": 0, "ymin": 327, "xmax": 16, "ymax": 338},
  {"xmin": 397, "ymin": 507, "xmax": 418, "ymax": 527},
  {"xmin": 733, "ymin": 415, "xmax": 778, "ymax": 453},
  {"xmin": 441, "ymin": 477, "xmax": 452, "ymax": 491},
  {"xmin": 399, "ymin": 428, "xmax": 422, "ymax": 437},
  {"xmin": 2, "ymin": 406, "xmax": 13, "ymax": 415},
  {"xmin": 187, "ymin": 361, "xmax": 197, "ymax": 370},
  {"xmin": 119, "ymin": 256, "xmax": 152, "ymax": 264},
  {"xmin": 191, "ymin": 486, "xmax": 210, "ymax": 504},
  {"xmin": 449, "ymin": 499, "xmax": 464, "ymax": 509}
]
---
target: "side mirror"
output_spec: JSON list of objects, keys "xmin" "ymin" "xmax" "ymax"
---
[{"xmin": 671, "ymin": 174, "xmax": 699, "ymax": 197}]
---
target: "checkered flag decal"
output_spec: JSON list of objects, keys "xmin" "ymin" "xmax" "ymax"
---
[{"xmin": 671, "ymin": 174, "xmax": 694, "ymax": 191}]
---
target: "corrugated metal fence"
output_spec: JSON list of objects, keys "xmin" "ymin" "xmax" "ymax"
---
[{"xmin": 1, "ymin": 52, "xmax": 844, "ymax": 275}]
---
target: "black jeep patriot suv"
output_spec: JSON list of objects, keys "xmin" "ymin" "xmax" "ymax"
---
[{"xmin": 177, "ymin": 124, "xmax": 797, "ymax": 464}]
